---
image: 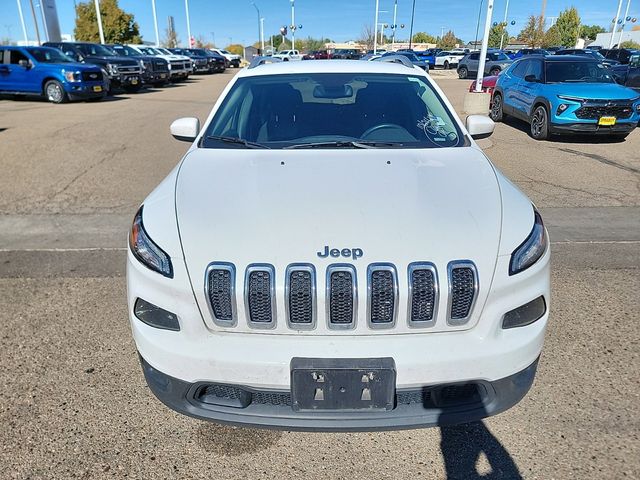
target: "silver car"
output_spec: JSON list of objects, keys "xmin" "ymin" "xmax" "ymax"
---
[{"xmin": 457, "ymin": 51, "xmax": 513, "ymax": 79}]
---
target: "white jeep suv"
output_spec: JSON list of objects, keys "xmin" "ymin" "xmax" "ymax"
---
[{"xmin": 127, "ymin": 59, "xmax": 550, "ymax": 431}]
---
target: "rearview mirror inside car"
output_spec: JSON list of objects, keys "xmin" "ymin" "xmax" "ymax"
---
[
  {"xmin": 466, "ymin": 115, "xmax": 495, "ymax": 140},
  {"xmin": 170, "ymin": 117, "xmax": 200, "ymax": 142}
]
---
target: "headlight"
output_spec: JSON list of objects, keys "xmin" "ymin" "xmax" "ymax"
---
[
  {"xmin": 509, "ymin": 209, "xmax": 547, "ymax": 276},
  {"xmin": 129, "ymin": 206, "xmax": 173, "ymax": 278},
  {"xmin": 63, "ymin": 70, "xmax": 79, "ymax": 82}
]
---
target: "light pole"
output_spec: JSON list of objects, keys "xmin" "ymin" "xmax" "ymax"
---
[
  {"xmin": 617, "ymin": 0, "xmax": 632, "ymax": 47},
  {"xmin": 408, "ymin": 0, "xmax": 416, "ymax": 49},
  {"xmin": 260, "ymin": 17, "xmax": 265, "ymax": 52},
  {"xmin": 610, "ymin": 0, "xmax": 623, "ymax": 48},
  {"xmin": 474, "ymin": 0, "xmax": 494, "ymax": 93},
  {"xmin": 93, "ymin": 0, "xmax": 104, "ymax": 44},
  {"xmin": 391, "ymin": 0, "xmax": 398, "ymax": 47},
  {"xmin": 374, "ymin": 0, "xmax": 379, "ymax": 54},
  {"xmin": 290, "ymin": 0, "xmax": 295, "ymax": 50},
  {"xmin": 151, "ymin": 0, "xmax": 160, "ymax": 46},
  {"xmin": 251, "ymin": 3, "xmax": 264, "ymax": 53},
  {"xmin": 16, "ymin": 0, "xmax": 29, "ymax": 45},
  {"xmin": 184, "ymin": 0, "xmax": 192, "ymax": 47},
  {"xmin": 474, "ymin": 0, "xmax": 485, "ymax": 51},
  {"xmin": 37, "ymin": 1, "xmax": 50, "ymax": 42},
  {"xmin": 499, "ymin": 0, "xmax": 510, "ymax": 50}
]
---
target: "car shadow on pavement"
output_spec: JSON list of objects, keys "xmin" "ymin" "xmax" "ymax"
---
[
  {"xmin": 196, "ymin": 421, "xmax": 282, "ymax": 456},
  {"xmin": 439, "ymin": 421, "xmax": 523, "ymax": 480}
]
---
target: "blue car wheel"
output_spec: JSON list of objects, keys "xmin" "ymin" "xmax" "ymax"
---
[
  {"xmin": 44, "ymin": 80, "xmax": 67, "ymax": 104},
  {"xmin": 530, "ymin": 105, "xmax": 549, "ymax": 140}
]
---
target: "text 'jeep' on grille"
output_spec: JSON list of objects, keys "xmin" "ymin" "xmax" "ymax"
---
[{"xmin": 127, "ymin": 59, "xmax": 551, "ymax": 431}]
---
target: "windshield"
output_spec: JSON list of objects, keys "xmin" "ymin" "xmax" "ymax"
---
[
  {"xmin": 220, "ymin": 50, "xmax": 231, "ymax": 55},
  {"xmin": 26, "ymin": 47, "xmax": 75, "ymax": 63},
  {"xmin": 111, "ymin": 45, "xmax": 138, "ymax": 57},
  {"xmin": 156, "ymin": 48, "xmax": 172, "ymax": 55},
  {"xmin": 77, "ymin": 43, "xmax": 116, "ymax": 57},
  {"xmin": 202, "ymin": 73, "xmax": 464, "ymax": 149},
  {"xmin": 189, "ymin": 49, "xmax": 208, "ymax": 56},
  {"xmin": 546, "ymin": 61, "xmax": 615, "ymax": 83},
  {"xmin": 487, "ymin": 52, "xmax": 510, "ymax": 61}
]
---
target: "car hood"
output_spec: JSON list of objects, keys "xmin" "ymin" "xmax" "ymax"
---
[
  {"xmin": 86, "ymin": 55, "xmax": 137, "ymax": 66},
  {"xmin": 175, "ymin": 147, "xmax": 503, "ymax": 330},
  {"xmin": 546, "ymin": 82, "xmax": 640, "ymax": 100}
]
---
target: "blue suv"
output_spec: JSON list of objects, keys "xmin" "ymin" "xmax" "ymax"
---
[
  {"xmin": 0, "ymin": 46, "xmax": 107, "ymax": 103},
  {"xmin": 491, "ymin": 55, "xmax": 640, "ymax": 140}
]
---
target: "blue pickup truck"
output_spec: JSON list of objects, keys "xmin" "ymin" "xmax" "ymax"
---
[{"xmin": 0, "ymin": 46, "xmax": 107, "ymax": 103}]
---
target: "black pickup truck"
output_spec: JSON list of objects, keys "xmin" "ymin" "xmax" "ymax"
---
[
  {"xmin": 43, "ymin": 41, "xmax": 143, "ymax": 92},
  {"xmin": 610, "ymin": 53, "xmax": 640, "ymax": 92}
]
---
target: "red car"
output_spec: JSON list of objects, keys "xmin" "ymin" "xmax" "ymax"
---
[
  {"xmin": 303, "ymin": 50, "xmax": 332, "ymax": 60},
  {"xmin": 468, "ymin": 75, "xmax": 499, "ymax": 95}
]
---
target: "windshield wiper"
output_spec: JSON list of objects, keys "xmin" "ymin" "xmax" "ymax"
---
[
  {"xmin": 285, "ymin": 140, "xmax": 404, "ymax": 149},
  {"xmin": 205, "ymin": 135, "xmax": 270, "ymax": 149}
]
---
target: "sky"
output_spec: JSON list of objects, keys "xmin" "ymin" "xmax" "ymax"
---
[{"xmin": 2, "ymin": 0, "xmax": 633, "ymax": 47}]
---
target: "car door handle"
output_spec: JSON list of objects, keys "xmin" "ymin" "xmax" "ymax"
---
[{"xmin": 0, "ymin": 65, "xmax": 9, "ymax": 73}]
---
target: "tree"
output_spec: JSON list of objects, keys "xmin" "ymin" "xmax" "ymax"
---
[
  {"xmin": 518, "ymin": 15, "xmax": 545, "ymax": 47},
  {"xmin": 554, "ymin": 7, "xmax": 581, "ymax": 47},
  {"xmin": 194, "ymin": 35, "xmax": 212, "ymax": 49},
  {"xmin": 438, "ymin": 30, "xmax": 459, "ymax": 49},
  {"xmin": 411, "ymin": 32, "xmax": 437, "ymax": 44},
  {"xmin": 542, "ymin": 25, "xmax": 561, "ymax": 48},
  {"xmin": 74, "ymin": 0, "xmax": 142, "ymax": 44},
  {"xmin": 225, "ymin": 44, "xmax": 244, "ymax": 56},
  {"xmin": 162, "ymin": 27, "xmax": 179, "ymax": 48},
  {"xmin": 581, "ymin": 24, "xmax": 606, "ymax": 41},
  {"xmin": 0, "ymin": 37, "xmax": 15, "ymax": 46},
  {"xmin": 620, "ymin": 40, "xmax": 640, "ymax": 49},
  {"xmin": 487, "ymin": 24, "xmax": 509, "ymax": 48},
  {"xmin": 359, "ymin": 25, "xmax": 375, "ymax": 50}
]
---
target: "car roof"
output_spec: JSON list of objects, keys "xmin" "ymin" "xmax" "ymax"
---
[
  {"xmin": 239, "ymin": 59, "xmax": 425, "ymax": 78},
  {"xmin": 542, "ymin": 55, "xmax": 600, "ymax": 62}
]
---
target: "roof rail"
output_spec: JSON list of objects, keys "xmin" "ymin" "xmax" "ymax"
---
[
  {"xmin": 248, "ymin": 56, "xmax": 283, "ymax": 69},
  {"xmin": 373, "ymin": 54, "xmax": 415, "ymax": 69}
]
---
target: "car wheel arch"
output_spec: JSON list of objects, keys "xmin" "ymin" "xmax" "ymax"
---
[
  {"xmin": 41, "ymin": 76, "xmax": 61, "ymax": 95},
  {"xmin": 529, "ymin": 97, "xmax": 552, "ymax": 119}
]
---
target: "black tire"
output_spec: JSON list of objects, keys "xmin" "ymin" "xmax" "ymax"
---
[
  {"xmin": 530, "ymin": 105, "xmax": 550, "ymax": 140},
  {"xmin": 490, "ymin": 93, "xmax": 504, "ymax": 122},
  {"xmin": 458, "ymin": 66, "xmax": 468, "ymax": 79},
  {"xmin": 444, "ymin": 60, "xmax": 449, "ymax": 70},
  {"xmin": 44, "ymin": 80, "xmax": 67, "ymax": 104},
  {"xmin": 283, "ymin": 58, "xmax": 289, "ymax": 62},
  {"xmin": 489, "ymin": 67, "xmax": 501, "ymax": 77}
]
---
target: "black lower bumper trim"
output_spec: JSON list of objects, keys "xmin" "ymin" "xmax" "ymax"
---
[
  {"xmin": 550, "ymin": 121, "xmax": 637, "ymax": 135},
  {"xmin": 139, "ymin": 355, "xmax": 540, "ymax": 432}
]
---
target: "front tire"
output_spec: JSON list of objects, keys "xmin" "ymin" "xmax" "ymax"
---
[
  {"xmin": 490, "ymin": 93, "xmax": 504, "ymax": 122},
  {"xmin": 444, "ymin": 60, "xmax": 450, "ymax": 70},
  {"xmin": 458, "ymin": 66, "xmax": 468, "ymax": 79},
  {"xmin": 530, "ymin": 105, "xmax": 550, "ymax": 140},
  {"xmin": 489, "ymin": 67, "xmax": 501, "ymax": 77},
  {"xmin": 44, "ymin": 80, "xmax": 67, "ymax": 104}
]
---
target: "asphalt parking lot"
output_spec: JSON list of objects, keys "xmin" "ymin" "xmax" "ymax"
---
[{"xmin": 1, "ymin": 70, "xmax": 638, "ymax": 479}]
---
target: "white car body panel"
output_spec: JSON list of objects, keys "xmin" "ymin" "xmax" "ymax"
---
[{"xmin": 435, "ymin": 52, "xmax": 465, "ymax": 68}]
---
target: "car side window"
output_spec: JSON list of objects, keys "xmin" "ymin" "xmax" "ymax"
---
[
  {"xmin": 469, "ymin": 53, "xmax": 480, "ymax": 61},
  {"xmin": 526, "ymin": 60, "xmax": 544, "ymax": 81},
  {"xmin": 9, "ymin": 49, "xmax": 29, "ymax": 65}
]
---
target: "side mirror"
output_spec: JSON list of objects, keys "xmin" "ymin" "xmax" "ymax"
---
[
  {"xmin": 18, "ymin": 59, "xmax": 30, "ymax": 69},
  {"xmin": 170, "ymin": 117, "xmax": 200, "ymax": 142},
  {"xmin": 524, "ymin": 74, "xmax": 538, "ymax": 83},
  {"xmin": 466, "ymin": 115, "xmax": 495, "ymax": 140}
]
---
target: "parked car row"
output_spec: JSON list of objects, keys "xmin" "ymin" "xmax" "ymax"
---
[{"xmin": 0, "ymin": 43, "xmax": 230, "ymax": 104}]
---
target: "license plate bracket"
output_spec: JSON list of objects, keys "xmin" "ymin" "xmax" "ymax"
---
[
  {"xmin": 598, "ymin": 116, "xmax": 616, "ymax": 126},
  {"xmin": 291, "ymin": 357, "xmax": 396, "ymax": 412}
]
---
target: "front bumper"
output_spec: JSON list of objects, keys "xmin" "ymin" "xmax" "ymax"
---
[
  {"xmin": 142, "ymin": 71, "xmax": 169, "ymax": 84},
  {"xmin": 140, "ymin": 354, "xmax": 540, "ymax": 431},
  {"xmin": 64, "ymin": 82, "xmax": 107, "ymax": 99},
  {"xmin": 549, "ymin": 121, "xmax": 637, "ymax": 135}
]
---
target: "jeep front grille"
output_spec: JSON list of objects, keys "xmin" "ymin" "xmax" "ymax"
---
[
  {"xmin": 368, "ymin": 264, "xmax": 398, "ymax": 327},
  {"xmin": 202, "ymin": 261, "xmax": 478, "ymax": 331},
  {"xmin": 448, "ymin": 261, "xmax": 478, "ymax": 325},
  {"xmin": 245, "ymin": 265, "xmax": 276, "ymax": 327},
  {"xmin": 286, "ymin": 265, "xmax": 315, "ymax": 328},
  {"xmin": 408, "ymin": 263, "xmax": 438, "ymax": 326},
  {"xmin": 327, "ymin": 265, "xmax": 357, "ymax": 328}
]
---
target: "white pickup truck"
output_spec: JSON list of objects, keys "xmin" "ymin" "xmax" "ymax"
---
[{"xmin": 272, "ymin": 49, "xmax": 303, "ymax": 61}]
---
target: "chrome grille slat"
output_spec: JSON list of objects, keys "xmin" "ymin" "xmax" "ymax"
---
[
  {"xmin": 204, "ymin": 263, "xmax": 236, "ymax": 327},
  {"xmin": 367, "ymin": 264, "xmax": 398, "ymax": 328},
  {"xmin": 245, "ymin": 264, "xmax": 276, "ymax": 328},
  {"xmin": 447, "ymin": 261, "xmax": 478, "ymax": 325},
  {"xmin": 326, "ymin": 265, "xmax": 357, "ymax": 329},
  {"xmin": 408, "ymin": 263, "xmax": 439, "ymax": 327},
  {"xmin": 285, "ymin": 264, "xmax": 316, "ymax": 329}
]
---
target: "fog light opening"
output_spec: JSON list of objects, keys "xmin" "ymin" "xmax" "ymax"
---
[
  {"xmin": 134, "ymin": 298, "xmax": 180, "ymax": 331},
  {"xmin": 502, "ymin": 296, "xmax": 546, "ymax": 329}
]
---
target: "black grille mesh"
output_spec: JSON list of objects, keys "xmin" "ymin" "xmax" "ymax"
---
[
  {"xmin": 370, "ymin": 270, "xmax": 395, "ymax": 324},
  {"xmin": 80, "ymin": 70, "xmax": 103, "ymax": 82},
  {"xmin": 575, "ymin": 105, "xmax": 633, "ymax": 120},
  {"xmin": 204, "ymin": 384, "xmax": 244, "ymax": 400},
  {"xmin": 450, "ymin": 267, "xmax": 476, "ymax": 320},
  {"xmin": 207, "ymin": 268, "xmax": 233, "ymax": 321},
  {"xmin": 410, "ymin": 269, "xmax": 436, "ymax": 322},
  {"xmin": 329, "ymin": 270, "xmax": 354, "ymax": 324},
  {"xmin": 288, "ymin": 270, "xmax": 313, "ymax": 324},
  {"xmin": 252, "ymin": 391, "xmax": 292, "ymax": 406},
  {"xmin": 247, "ymin": 270, "xmax": 273, "ymax": 323}
]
